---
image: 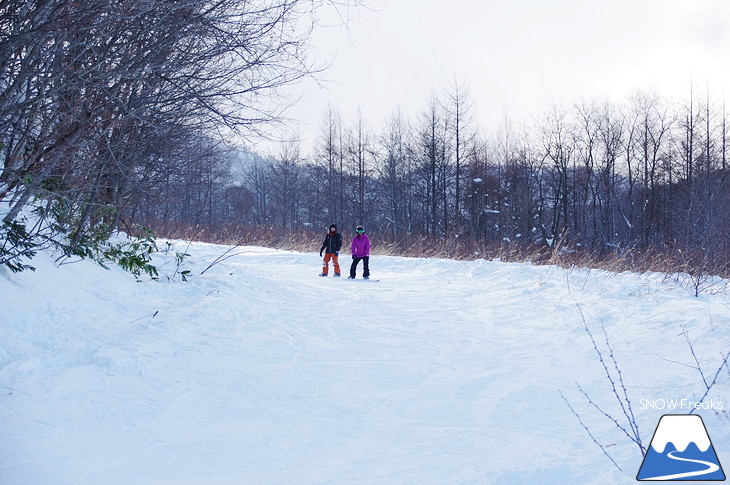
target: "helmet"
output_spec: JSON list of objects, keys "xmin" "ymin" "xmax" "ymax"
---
[{"xmin": 356, "ymin": 225, "xmax": 364, "ymax": 234}]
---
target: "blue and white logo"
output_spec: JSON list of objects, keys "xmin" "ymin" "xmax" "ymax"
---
[{"xmin": 637, "ymin": 414, "xmax": 725, "ymax": 481}]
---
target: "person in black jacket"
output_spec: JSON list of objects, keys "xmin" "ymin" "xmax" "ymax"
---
[{"xmin": 319, "ymin": 224, "xmax": 343, "ymax": 276}]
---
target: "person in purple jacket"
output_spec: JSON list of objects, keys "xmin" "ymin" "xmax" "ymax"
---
[{"xmin": 348, "ymin": 225, "xmax": 371, "ymax": 279}]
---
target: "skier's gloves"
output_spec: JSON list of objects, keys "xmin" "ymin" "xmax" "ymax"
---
[
  {"xmin": 320, "ymin": 251, "xmax": 323, "ymax": 257},
  {"xmin": 335, "ymin": 251, "xmax": 339, "ymax": 256}
]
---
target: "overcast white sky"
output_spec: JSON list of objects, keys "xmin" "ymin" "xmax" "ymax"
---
[{"xmin": 252, "ymin": 0, "xmax": 730, "ymax": 154}]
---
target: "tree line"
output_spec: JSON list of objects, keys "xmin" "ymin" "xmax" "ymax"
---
[
  {"xmin": 1, "ymin": 1, "xmax": 727, "ymax": 275},
  {"xmin": 139, "ymin": 82, "xmax": 730, "ymax": 273}
]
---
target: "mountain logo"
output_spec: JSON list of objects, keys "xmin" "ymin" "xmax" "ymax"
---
[{"xmin": 637, "ymin": 414, "xmax": 726, "ymax": 481}]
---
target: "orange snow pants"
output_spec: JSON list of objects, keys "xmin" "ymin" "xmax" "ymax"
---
[{"xmin": 322, "ymin": 253, "xmax": 340, "ymax": 275}]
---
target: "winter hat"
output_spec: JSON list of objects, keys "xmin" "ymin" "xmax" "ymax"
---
[
  {"xmin": 329, "ymin": 224, "xmax": 337, "ymax": 230},
  {"xmin": 356, "ymin": 225, "xmax": 364, "ymax": 233}
]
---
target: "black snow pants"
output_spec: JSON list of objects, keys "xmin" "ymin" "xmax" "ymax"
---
[{"xmin": 350, "ymin": 256, "xmax": 369, "ymax": 278}]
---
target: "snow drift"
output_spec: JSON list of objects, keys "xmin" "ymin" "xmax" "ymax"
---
[{"xmin": 1, "ymin": 241, "xmax": 728, "ymax": 484}]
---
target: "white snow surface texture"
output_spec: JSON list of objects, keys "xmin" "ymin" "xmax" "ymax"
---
[{"xmin": 1, "ymin": 242, "xmax": 729, "ymax": 484}]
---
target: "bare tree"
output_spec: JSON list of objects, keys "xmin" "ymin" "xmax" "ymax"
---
[
  {"xmin": 0, "ymin": 0, "xmax": 364, "ymax": 268},
  {"xmin": 414, "ymin": 93, "xmax": 450, "ymax": 237},
  {"xmin": 345, "ymin": 108, "xmax": 372, "ymax": 225},
  {"xmin": 538, "ymin": 105, "xmax": 575, "ymax": 245},
  {"xmin": 444, "ymin": 79, "xmax": 474, "ymax": 235},
  {"xmin": 314, "ymin": 105, "xmax": 344, "ymax": 224},
  {"xmin": 270, "ymin": 139, "xmax": 303, "ymax": 232},
  {"xmin": 624, "ymin": 93, "xmax": 669, "ymax": 245},
  {"xmin": 376, "ymin": 107, "xmax": 412, "ymax": 236}
]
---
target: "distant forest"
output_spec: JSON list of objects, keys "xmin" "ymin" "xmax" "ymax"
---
[
  {"xmin": 139, "ymin": 85, "xmax": 730, "ymax": 274},
  {"xmin": 1, "ymin": 1, "xmax": 728, "ymax": 276}
]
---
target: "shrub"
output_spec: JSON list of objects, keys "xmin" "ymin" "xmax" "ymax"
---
[{"xmin": 0, "ymin": 220, "xmax": 37, "ymax": 273}]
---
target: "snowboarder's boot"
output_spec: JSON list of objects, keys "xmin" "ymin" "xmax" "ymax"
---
[
  {"xmin": 334, "ymin": 273, "xmax": 341, "ymax": 277},
  {"xmin": 319, "ymin": 273, "xmax": 328, "ymax": 277},
  {"xmin": 348, "ymin": 276, "xmax": 355, "ymax": 279}
]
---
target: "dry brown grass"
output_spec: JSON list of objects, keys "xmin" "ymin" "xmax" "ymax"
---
[
  {"xmin": 141, "ymin": 221, "xmax": 322, "ymax": 251},
  {"xmin": 143, "ymin": 221, "xmax": 729, "ymax": 285}
]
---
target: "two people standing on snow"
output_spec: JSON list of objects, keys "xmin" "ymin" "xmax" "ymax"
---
[{"xmin": 319, "ymin": 224, "xmax": 371, "ymax": 279}]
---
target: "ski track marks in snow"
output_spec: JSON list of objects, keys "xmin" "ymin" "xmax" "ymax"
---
[{"xmin": 0, "ymin": 243, "xmax": 729, "ymax": 484}]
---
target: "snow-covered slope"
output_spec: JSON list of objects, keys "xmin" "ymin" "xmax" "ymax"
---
[{"xmin": 1, "ymin": 242, "xmax": 728, "ymax": 484}]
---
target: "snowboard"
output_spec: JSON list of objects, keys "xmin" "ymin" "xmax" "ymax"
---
[{"xmin": 318, "ymin": 275, "xmax": 379, "ymax": 281}]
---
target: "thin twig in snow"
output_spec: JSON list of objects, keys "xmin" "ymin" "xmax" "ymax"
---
[
  {"xmin": 690, "ymin": 350, "xmax": 730, "ymax": 415},
  {"xmin": 682, "ymin": 325, "xmax": 709, "ymax": 389},
  {"xmin": 126, "ymin": 311, "xmax": 158, "ymax": 324},
  {"xmin": 200, "ymin": 235, "xmax": 280, "ymax": 275},
  {"xmin": 560, "ymin": 390, "xmax": 623, "ymax": 472},
  {"xmin": 601, "ymin": 323, "xmax": 642, "ymax": 449},
  {"xmin": 576, "ymin": 304, "xmax": 644, "ymax": 455},
  {"xmin": 575, "ymin": 383, "xmax": 643, "ymax": 452}
]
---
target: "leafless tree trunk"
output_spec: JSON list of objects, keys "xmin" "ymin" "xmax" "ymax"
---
[
  {"xmin": 315, "ymin": 105, "xmax": 344, "ymax": 225},
  {"xmin": 377, "ymin": 108, "xmax": 410, "ymax": 237},
  {"xmin": 445, "ymin": 79, "xmax": 474, "ymax": 235}
]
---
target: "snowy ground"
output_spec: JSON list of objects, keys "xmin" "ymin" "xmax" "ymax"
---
[{"xmin": 1, "ymin": 241, "xmax": 729, "ymax": 484}]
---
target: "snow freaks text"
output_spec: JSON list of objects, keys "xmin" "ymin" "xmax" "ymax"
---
[{"xmin": 639, "ymin": 398, "xmax": 724, "ymax": 411}]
